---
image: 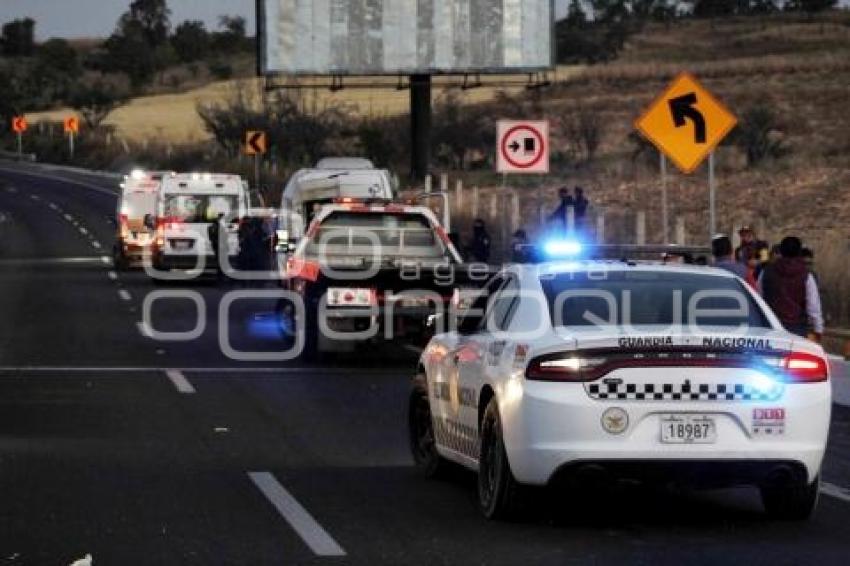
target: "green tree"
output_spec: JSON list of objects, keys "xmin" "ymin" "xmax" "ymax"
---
[
  {"xmin": 127, "ymin": 0, "xmax": 171, "ymax": 48},
  {"xmin": 785, "ymin": 0, "xmax": 838, "ymax": 13},
  {"xmin": 69, "ymin": 80, "xmax": 130, "ymax": 129},
  {"xmin": 212, "ymin": 15, "xmax": 249, "ymax": 53},
  {"xmin": 103, "ymin": 0, "xmax": 172, "ymax": 88},
  {"xmin": 1, "ymin": 18, "xmax": 36, "ymax": 57},
  {"xmin": 34, "ymin": 38, "xmax": 80, "ymax": 101},
  {"xmin": 171, "ymin": 20, "xmax": 209, "ymax": 63}
]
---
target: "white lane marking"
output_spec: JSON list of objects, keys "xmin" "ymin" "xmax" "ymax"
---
[
  {"xmin": 0, "ymin": 166, "xmax": 119, "ymax": 198},
  {"xmin": 48, "ymin": 202, "xmax": 58, "ymax": 210},
  {"xmin": 164, "ymin": 369, "xmax": 195, "ymax": 394},
  {"xmin": 78, "ymin": 227, "xmax": 88, "ymax": 235},
  {"xmin": 91, "ymin": 241, "xmax": 102, "ymax": 249},
  {"xmin": 108, "ymin": 270, "xmax": 118, "ymax": 280},
  {"xmin": 5, "ymin": 186, "xmax": 17, "ymax": 193},
  {"xmin": 118, "ymin": 290, "xmax": 132, "ymax": 301},
  {"xmin": 101, "ymin": 256, "xmax": 111, "ymax": 265},
  {"xmin": 248, "ymin": 471, "xmax": 346, "ymax": 557},
  {"xmin": 30, "ymin": 194, "xmax": 40, "ymax": 201},
  {"xmin": 0, "ymin": 366, "xmax": 400, "ymax": 374},
  {"xmin": 64, "ymin": 213, "xmax": 74, "ymax": 222},
  {"xmin": 821, "ymin": 482, "xmax": 850, "ymax": 503},
  {"xmin": 0, "ymin": 256, "xmax": 106, "ymax": 266},
  {"xmin": 136, "ymin": 322, "xmax": 153, "ymax": 338}
]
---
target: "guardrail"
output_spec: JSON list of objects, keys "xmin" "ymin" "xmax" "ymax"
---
[{"xmin": 0, "ymin": 150, "xmax": 36, "ymax": 162}]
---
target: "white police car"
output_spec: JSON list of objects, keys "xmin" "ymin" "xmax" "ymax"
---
[{"xmin": 409, "ymin": 249, "xmax": 831, "ymax": 520}]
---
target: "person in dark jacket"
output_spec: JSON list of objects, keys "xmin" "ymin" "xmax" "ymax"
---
[
  {"xmin": 758, "ymin": 236, "xmax": 824, "ymax": 341},
  {"xmin": 573, "ymin": 186, "xmax": 589, "ymax": 222},
  {"xmin": 468, "ymin": 218, "xmax": 491, "ymax": 263},
  {"xmin": 207, "ymin": 213, "xmax": 226, "ymax": 280},
  {"xmin": 547, "ymin": 187, "xmax": 575, "ymax": 235}
]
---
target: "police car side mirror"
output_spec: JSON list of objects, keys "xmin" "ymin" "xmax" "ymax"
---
[{"xmin": 143, "ymin": 214, "xmax": 155, "ymax": 230}]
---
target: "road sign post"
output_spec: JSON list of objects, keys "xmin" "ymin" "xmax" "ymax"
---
[
  {"xmin": 709, "ymin": 152, "xmax": 716, "ymax": 236},
  {"xmin": 12, "ymin": 116, "xmax": 27, "ymax": 159},
  {"xmin": 244, "ymin": 131, "xmax": 268, "ymax": 190},
  {"xmin": 496, "ymin": 120, "xmax": 549, "ymax": 259},
  {"xmin": 635, "ymin": 73, "xmax": 737, "ymax": 240},
  {"xmin": 64, "ymin": 116, "xmax": 80, "ymax": 161},
  {"xmin": 660, "ymin": 152, "xmax": 668, "ymax": 244}
]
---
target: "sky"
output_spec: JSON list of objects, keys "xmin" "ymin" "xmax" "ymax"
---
[
  {"xmin": 0, "ymin": 1, "xmax": 570, "ymax": 40},
  {"xmin": 2, "ymin": 1, "xmax": 846, "ymax": 41},
  {"xmin": 0, "ymin": 0, "xmax": 258, "ymax": 40}
]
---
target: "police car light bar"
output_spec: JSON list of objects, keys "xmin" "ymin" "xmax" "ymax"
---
[{"xmin": 518, "ymin": 243, "xmax": 713, "ymax": 263}]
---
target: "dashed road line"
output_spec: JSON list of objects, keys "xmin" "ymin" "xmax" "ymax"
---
[
  {"xmin": 100, "ymin": 256, "xmax": 112, "ymax": 265},
  {"xmin": 164, "ymin": 369, "xmax": 195, "ymax": 394},
  {"xmin": 64, "ymin": 213, "xmax": 74, "ymax": 222},
  {"xmin": 108, "ymin": 270, "xmax": 118, "ymax": 280},
  {"xmin": 0, "ymin": 257, "xmax": 106, "ymax": 266},
  {"xmin": 91, "ymin": 241, "xmax": 102, "ymax": 249},
  {"xmin": 30, "ymin": 194, "xmax": 40, "ymax": 201},
  {"xmin": 821, "ymin": 482, "xmax": 850, "ymax": 503},
  {"xmin": 118, "ymin": 290, "xmax": 132, "ymax": 301},
  {"xmin": 0, "ymin": 366, "xmax": 401, "ymax": 374},
  {"xmin": 48, "ymin": 202, "xmax": 58, "ymax": 210},
  {"xmin": 78, "ymin": 227, "xmax": 88, "ymax": 235},
  {"xmin": 248, "ymin": 471, "xmax": 346, "ymax": 557}
]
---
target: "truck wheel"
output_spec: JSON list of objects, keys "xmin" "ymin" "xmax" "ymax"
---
[
  {"xmin": 478, "ymin": 397, "xmax": 523, "ymax": 520},
  {"xmin": 408, "ymin": 374, "xmax": 447, "ymax": 478},
  {"xmin": 761, "ymin": 475, "xmax": 820, "ymax": 520}
]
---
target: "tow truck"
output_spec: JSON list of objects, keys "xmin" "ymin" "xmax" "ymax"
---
[{"xmin": 278, "ymin": 197, "xmax": 490, "ymax": 359}]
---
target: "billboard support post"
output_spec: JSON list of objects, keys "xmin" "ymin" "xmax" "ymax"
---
[{"xmin": 410, "ymin": 74, "xmax": 431, "ymax": 181}]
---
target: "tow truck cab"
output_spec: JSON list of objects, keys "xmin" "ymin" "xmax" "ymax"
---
[
  {"xmin": 281, "ymin": 199, "xmax": 483, "ymax": 355},
  {"xmin": 276, "ymin": 164, "xmax": 396, "ymax": 250}
]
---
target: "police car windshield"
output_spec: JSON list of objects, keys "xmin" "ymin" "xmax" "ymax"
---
[
  {"xmin": 305, "ymin": 211, "xmax": 443, "ymax": 258},
  {"xmin": 540, "ymin": 270, "xmax": 771, "ymax": 328},
  {"xmin": 164, "ymin": 194, "xmax": 238, "ymax": 223}
]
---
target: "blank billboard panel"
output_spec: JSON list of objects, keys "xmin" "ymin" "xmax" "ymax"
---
[{"xmin": 259, "ymin": 1, "xmax": 553, "ymax": 75}]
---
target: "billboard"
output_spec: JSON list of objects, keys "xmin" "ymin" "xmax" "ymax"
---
[{"xmin": 258, "ymin": 1, "xmax": 554, "ymax": 76}]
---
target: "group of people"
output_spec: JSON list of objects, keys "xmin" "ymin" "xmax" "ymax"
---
[
  {"xmin": 463, "ymin": 186, "xmax": 591, "ymax": 264},
  {"xmin": 712, "ymin": 226, "xmax": 823, "ymax": 341}
]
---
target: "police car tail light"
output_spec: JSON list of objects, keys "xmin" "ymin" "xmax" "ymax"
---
[
  {"xmin": 526, "ymin": 354, "xmax": 608, "ymax": 382},
  {"xmin": 777, "ymin": 352, "xmax": 828, "ymax": 383}
]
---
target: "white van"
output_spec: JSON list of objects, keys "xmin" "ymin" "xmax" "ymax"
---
[
  {"xmin": 152, "ymin": 173, "xmax": 248, "ymax": 272},
  {"xmin": 114, "ymin": 170, "xmax": 173, "ymax": 269},
  {"xmin": 279, "ymin": 166, "xmax": 396, "ymax": 242}
]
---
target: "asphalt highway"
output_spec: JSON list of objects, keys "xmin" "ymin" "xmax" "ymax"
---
[{"xmin": 1, "ymin": 162, "xmax": 850, "ymax": 565}]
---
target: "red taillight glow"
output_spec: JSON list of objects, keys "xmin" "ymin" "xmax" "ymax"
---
[
  {"xmin": 526, "ymin": 355, "xmax": 608, "ymax": 382},
  {"xmin": 778, "ymin": 352, "xmax": 828, "ymax": 383}
]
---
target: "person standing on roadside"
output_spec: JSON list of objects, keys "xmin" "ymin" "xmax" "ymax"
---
[
  {"xmin": 711, "ymin": 234, "xmax": 748, "ymax": 280},
  {"xmin": 759, "ymin": 236, "xmax": 824, "ymax": 341},
  {"xmin": 469, "ymin": 218, "xmax": 491, "ymax": 263},
  {"xmin": 548, "ymin": 187, "xmax": 575, "ymax": 235}
]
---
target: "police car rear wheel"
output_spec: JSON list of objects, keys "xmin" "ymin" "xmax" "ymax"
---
[
  {"xmin": 408, "ymin": 377, "xmax": 446, "ymax": 478},
  {"xmin": 478, "ymin": 398, "xmax": 523, "ymax": 520},
  {"xmin": 760, "ymin": 475, "xmax": 820, "ymax": 520}
]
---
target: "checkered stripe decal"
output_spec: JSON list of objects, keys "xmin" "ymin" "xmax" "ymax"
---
[
  {"xmin": 433, "ymin": 417, "xmax": 479, "ymax": 459},
  {"xmin": 585, "ymin": 381, "xmax": 783, "ymax": 402}
]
